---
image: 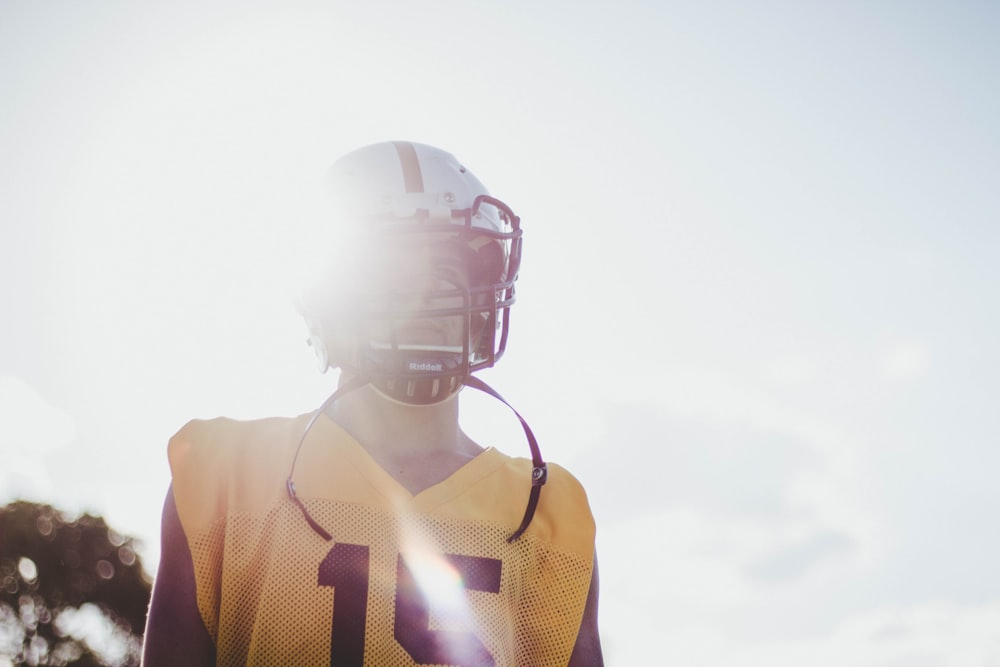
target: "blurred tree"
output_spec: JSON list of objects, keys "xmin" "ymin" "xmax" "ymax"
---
[{"xmin": 0, "ymin": 501, "xmax": 151, "ymax": 666}]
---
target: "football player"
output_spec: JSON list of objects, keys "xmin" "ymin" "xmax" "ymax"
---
[{"xmin": 142, "ymin": 141, "xmax": 603, "ymax": 666}]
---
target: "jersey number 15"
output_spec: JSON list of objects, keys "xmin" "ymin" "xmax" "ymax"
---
[{"xmin": 318, "ymin": 542, "xmax": 503, "ymax": 667}]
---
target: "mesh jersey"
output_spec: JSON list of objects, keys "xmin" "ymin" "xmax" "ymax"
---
[{"xmin": 168, "ymin": 413, "xmax": 596, "ymax": 667}]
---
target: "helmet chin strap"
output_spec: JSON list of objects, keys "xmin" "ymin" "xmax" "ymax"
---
[
  {"xmin": 463, "ymin": 375, "xmax": 548, "ymax": 543},
  {"xmin": 285, "ymin": 374, "xmax": 547, "ymax": 543},
  {"xmin": 285, "ymin": 374, "xmax": 369, "ymax": 541}
]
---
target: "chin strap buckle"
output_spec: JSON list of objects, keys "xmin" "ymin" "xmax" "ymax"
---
[{"xmin": 531, "ymin": 464, "xmax": 548, "ymax": 486}]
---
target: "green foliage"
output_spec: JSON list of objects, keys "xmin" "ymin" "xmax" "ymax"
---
[{"xmin": 0, "ymin": 501, "xmax": 152, "ymax": 666}]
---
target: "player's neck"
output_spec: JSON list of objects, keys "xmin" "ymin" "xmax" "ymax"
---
[
  {"xmin": 328, "ymin": 381, "xmax": 475, "ymax": 457},
  {"xmin": 328, "ymin": 381, "xmax": 484, "ymax": 495}
]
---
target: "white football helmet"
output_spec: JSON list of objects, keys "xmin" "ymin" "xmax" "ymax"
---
[{"xmin": 301, "ymin": 141, "xmax": 523, "ymax": 406}]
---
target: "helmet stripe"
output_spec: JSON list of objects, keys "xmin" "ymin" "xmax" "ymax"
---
[{"xmin": 392, "ymin": 141, "xmax": 424, "ymax": 193}]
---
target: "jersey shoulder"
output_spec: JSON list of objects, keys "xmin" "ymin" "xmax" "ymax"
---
[
  {"xmin": 479, "ymin": 451, "xmax": 596, "ymax": 557},
  {"xmin": 167, "ymin": 414, "xmax": 310, "ymax": 536}
]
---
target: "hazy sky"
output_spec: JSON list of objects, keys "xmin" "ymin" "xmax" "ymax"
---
[{"xmin": 3, "ymin": 1, "xmax": 1000, "ymax": 664}]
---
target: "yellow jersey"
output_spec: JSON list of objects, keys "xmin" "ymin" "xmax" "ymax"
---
[{"xmin": 168, "ymin": 413, "xmax": 596, "ymax": 666}]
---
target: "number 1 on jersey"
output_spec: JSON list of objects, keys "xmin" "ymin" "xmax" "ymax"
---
[{"xmin": 318, "ymin": 543, "xmax": 370, "ymax": 665}]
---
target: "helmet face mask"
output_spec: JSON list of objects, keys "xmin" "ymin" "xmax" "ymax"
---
[{"xmin": 301, "ymin": 142, "xmax": 522, "ymax": 406}]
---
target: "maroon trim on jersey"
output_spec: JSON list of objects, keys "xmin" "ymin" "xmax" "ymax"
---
[{"xmin": 393, "ymin": 141, "xmax": 424, "ymax": 193}]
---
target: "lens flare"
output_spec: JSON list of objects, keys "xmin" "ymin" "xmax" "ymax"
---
[{"xmin": 398, "ymin": 532, "xmax": 471, "ymax": 626}]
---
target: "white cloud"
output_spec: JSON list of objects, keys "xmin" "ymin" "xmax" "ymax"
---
[
  {"xmin": 801, "ymin": 601, "xmax": 1000, "ymax": 667},
  {"xmin": 600, "ymin": 509, "xmax": 760, "ymax": 617},
  {"xmin": 763, "ymin": 356, "xmax": 817, "ymax": 386},
  {"xmin": 598, "ymin": 506, "xmax": 860, "ymax": 618},
  {"xmin": 608, "ymin": 367, "xmax": 883, "ymax": 553},
  {"xmin": 0, "ymin": 376, "xmax": 75, "ymax": 452},
  {"xmin": 0, "ymin": 376, "xmax": 77, "ymax": 501},
  {"xmin": 880, "ymin": 339, "xmax": 930, "ymax": 381},
  {"xmin": 601, "ymin": 534, "xmax": 1000, "ymax": 667}
]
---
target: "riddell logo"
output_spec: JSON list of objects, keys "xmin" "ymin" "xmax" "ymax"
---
[{"xmin": 409, "ymin": 361, "xmax": 443, "ymax": 372}]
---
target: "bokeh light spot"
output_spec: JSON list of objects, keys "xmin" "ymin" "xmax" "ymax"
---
[{"xmin": 17, "ymin": 558, "xmax": 38, "ymax": 585}]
